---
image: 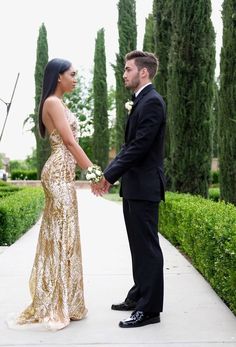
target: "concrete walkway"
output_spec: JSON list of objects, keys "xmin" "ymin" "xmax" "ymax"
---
[{"xmin": 0, "ymin": 189, "xmax": 235, "ymax": 347}]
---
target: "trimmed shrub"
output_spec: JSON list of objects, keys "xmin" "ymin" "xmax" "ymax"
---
[
  {"xmin": 208, "ymin": 187, "xmax": 220, "ymax": 202},
  {"xmin": 0, "ymin": 180, "xmax": 21, "ymax": 198},
  {"xmin": 159, "ymin": 192, "xmax": 236, "ymax": 315},
  {"xmin": 10, "ymin": 169, "xmax": 37, "ymax": 180},
  {"xmin": 0, "ymin": 191, "xmax": 18, "ymax": 199},
  {"xmin": 211, "ymin": 170, "xmax": 219, "ymax": 185},
  {"xmin": 0, "ymin": 187, "xmax": 44, "ymax": 245}
]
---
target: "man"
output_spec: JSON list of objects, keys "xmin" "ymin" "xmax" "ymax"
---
[{"xmin": 100, "ymin": 50, "xmax": 166, "ymax": 328}]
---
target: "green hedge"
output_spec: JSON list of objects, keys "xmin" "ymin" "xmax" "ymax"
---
[
  {"xmin": 0, "ymin": 180, "xmax": 21, "ymax": 198},
  {"xmin": 211, "ymin": 170, "xmax": 219, "ymax": 185},
  {"xmin": 10, "ymin": 169, "xmax": 37, "ymax": 180},
  {"xmin": 208, "ymin": 187, "xmax": 220, "ymax": 202},
  {"xmin": 159, "ymin": 192, "xmax": 236, "ymax": 315},
  {"xmin": 0, "ymin": 180, "xmax": 13, "ymax": 188},
  {"xmin": 0, "ymin": 187, "xmax": 44, "ymax": 245}
]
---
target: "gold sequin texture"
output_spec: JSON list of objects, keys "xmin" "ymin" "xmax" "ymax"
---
[{"xmin": 17, "ymin": 108, "xmax": 87, "ymax": 330}]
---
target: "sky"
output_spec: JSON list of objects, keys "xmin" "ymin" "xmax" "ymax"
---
[{"xmin": 0, "ymin": 0, "xmax": 223, "ymax": 161}]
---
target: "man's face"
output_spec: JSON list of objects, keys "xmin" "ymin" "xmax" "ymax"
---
[{"xmin": 123, "ymin": 59, "xmax": 141, "ymax": 91}]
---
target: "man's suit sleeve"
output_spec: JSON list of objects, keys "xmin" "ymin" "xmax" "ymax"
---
[
  {"xmin": 104, "ymin": 144, "xmax": 126, "ymax": 172},
  {"xmin": 104, "ymin": 98, "xmax": 165, "ymax": 184}
]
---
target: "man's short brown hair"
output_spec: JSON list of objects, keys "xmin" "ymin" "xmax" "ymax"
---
[{"xmin": 125, "ymin": 50, "xmax": 159, "ymax": 79}]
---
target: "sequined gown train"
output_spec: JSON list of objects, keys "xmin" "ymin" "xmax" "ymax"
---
[{"xmin": 16, "ymin": 107, "xmax": 87, "ymax": 330}]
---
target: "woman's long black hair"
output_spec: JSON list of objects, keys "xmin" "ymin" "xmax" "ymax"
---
[{"xmin": 38, "ymin": 58, "xmax": 72, "ymax": 138}]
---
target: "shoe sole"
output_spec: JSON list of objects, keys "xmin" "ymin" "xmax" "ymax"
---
[
  {"xmin": 119, "ymin": 316, "xmax": 160, "ymax": 328},
  {"xmin": 111, "ymin": 306, "xmax": 136, "ymax": 311}
]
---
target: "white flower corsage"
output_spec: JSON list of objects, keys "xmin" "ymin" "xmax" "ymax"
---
[
  {"xmin": 125, "ymin": 100, "xmax": 134, "ymax": 115},
  {"xmin": 86, "ymin": 164, "xmax": 103, "ymax": 183}
]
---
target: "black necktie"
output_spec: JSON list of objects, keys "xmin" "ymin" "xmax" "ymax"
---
[{"xmin": 131, "ymin": 93, "xmax": 136, "ymax": 101}]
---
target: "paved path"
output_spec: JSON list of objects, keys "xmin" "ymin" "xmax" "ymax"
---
[{"xmin": 0, "ymin": 189, "xmax": 235, "ymax": 346}]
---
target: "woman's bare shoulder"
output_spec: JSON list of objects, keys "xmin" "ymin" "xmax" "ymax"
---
[
  {"xmin": 44, "ymin": 96, "xmax": 62, "ymax": 108},
  {"xmin": 43, "ymin": 96, "xmax": 64, "ymax": 116}
]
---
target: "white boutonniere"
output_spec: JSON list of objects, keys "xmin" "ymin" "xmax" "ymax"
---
[{"xmin": 125, "ymin": 100, "xmax": 134, "ymax": 115}]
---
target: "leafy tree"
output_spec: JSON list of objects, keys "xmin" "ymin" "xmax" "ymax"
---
[
  {"xmin": 115, "ymin": 0, "xmax": 137, "ymax": 152},
  {"xmin": 9, "ymin": 148, "xmax": 37, "ymax": 172},
  {"xmin": 25, "ymin": 148, "xmax": 37, "ymax": 170},
  {"xmin": 92, "ymin": 28, "xmax": 109, "ymax": 170},
  {"xmin": 65, "ymin": 77, "xmax": 116, "ymax": 175},
  {"xmin": 64, "ymin": 74, "xmax": 94, "ymax": 171},
  {"xmin": 64, "ymin": 75, "xmax": 94, "ymax": 138},
  {"xmin": 167, "ymin": 0, "xmax": 215, "ymax": 197},
  {"xmin": 9, "ymin": 160, "xmax": 28, "ymax": 172},
  {"xmin": 218, "ymin": 0, "xmax": 236, "ymax": 204}
]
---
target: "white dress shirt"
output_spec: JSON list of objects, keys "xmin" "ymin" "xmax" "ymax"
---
[{"xmin": 135, "ymin": 82, "xmax": 152, "ymax": 98}]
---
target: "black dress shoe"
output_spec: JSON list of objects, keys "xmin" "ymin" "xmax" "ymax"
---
[
  {"xmin": 111, "ymin": 298, "xmax": 136, "ymax": 311},
  {"xmin": 119, "ymin": 310, "xmax": 160, "ymax": 328}
]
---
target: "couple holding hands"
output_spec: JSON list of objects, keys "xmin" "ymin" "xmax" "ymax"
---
[{"xmin": 9, "ymin": 50, "xmax": 166, "ymax": 331}]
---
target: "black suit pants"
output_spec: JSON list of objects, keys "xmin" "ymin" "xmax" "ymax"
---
[{"xmin": 123, "ymin": 198, "xmax": 164, "ymax": 313}]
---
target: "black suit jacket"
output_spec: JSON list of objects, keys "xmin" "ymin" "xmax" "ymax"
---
[{"xmin": 104, "ymin": 84, "xmax": 166, "ymax": 202}]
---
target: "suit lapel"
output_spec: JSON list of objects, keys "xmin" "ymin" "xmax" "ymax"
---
[
  {"xmin": 125, "ymin": 84, "xmax": 154, "ymax": 140},
  {"xmin": 132, "ymin": 84, "xmax": 154, "ymax": 109}
]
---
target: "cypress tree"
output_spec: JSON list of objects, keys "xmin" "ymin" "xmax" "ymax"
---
[
  {"xmin": 143, "ymin": 14, "xmax": 155, "ymax": 52},
  {"xmin": 153, "ymin": 0, "xmax": 172, "ymax": 99},
  {"xmin": 115, "ymin": 0, "xmax": 137, "ymax": 152},
  {"xmin": 93, "ymin": 28, "xmax": 109, "ymax": 170},
  {"xmin": 212, "ymin": 81, "xmax": 220, "ymax": 159},
  {"xmin": 167, "ymin": 0, "xmax": 215, "ymax": 197},
  {"xmin": 218, "ymin": 0, "xmax": 236, "ymax": 204},
  {"xmin": 34, "ymin": 23, "xmax": 49, "ymax": 178},
  {"xmin": 153, "ymin": 0, "xmax": 173, "ymax": 188}
]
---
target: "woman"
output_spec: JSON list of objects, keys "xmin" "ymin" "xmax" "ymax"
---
[{"xmin": 15, "ymin": 58, "xmax": 101, "ymax": 330}]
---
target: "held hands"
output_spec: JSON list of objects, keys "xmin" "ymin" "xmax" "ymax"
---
[
  {"xmin": 85, "ymin": 164, "xmax": 111, "ymax": 196},
  {"xmin": 91, "ymin": 177, "xmax": 111, "ymax": 196}
]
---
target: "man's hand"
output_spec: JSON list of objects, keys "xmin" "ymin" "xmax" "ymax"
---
[
  {"xmin": 91, "ymin": 177, "xmax": 111, "ymax": 196},
  {"xmin": 102, "ymin": 178, "xmax": 111, "ymax": 194}
]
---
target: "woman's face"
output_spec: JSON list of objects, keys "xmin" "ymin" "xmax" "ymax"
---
[{"xmin": 59, "ymin": 66, "xmax": 77, "ymax": 93}]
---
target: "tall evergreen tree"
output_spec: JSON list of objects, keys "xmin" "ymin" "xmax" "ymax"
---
[
  {"xmin": 34, "ymin": 23, "xmax": 49, "ymax": 178},
  {"xmin": 143, "ymin": 13, "xmax": 155, "ymax": 52},
  {"xmin": 153, "ymin": 0, "xmax": 172, "ymax": 99},
  {"xmin": 167, "ymin": 0, "xmax": 215, "ymax": 197},
  {"xmin": 153, "ymin": 0, "xmax": 173, "ymax": 188},
  {"xmin": 218, "ymin": 0, "xmax": 236, "ymax": 204},
  {"xmin": 115, "ymin": 0, "xmax": 137, "ymax": 152},
  {"xmin": 212, "ymin": 81, "xmax": 220, "ymax": 158},
  {"xmin": 93, "ymin": 28, "xmax": 109, "ymax": 170}
]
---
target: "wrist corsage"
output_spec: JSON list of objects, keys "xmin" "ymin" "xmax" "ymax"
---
[{"xmin": 86, "ymin": 164, "xmax": 103, "ymax": 183}]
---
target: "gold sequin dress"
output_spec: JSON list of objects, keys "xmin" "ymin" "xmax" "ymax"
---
[{"xmin": 16, "ymin": 107, "xmax": 87, "ymax": 330}]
